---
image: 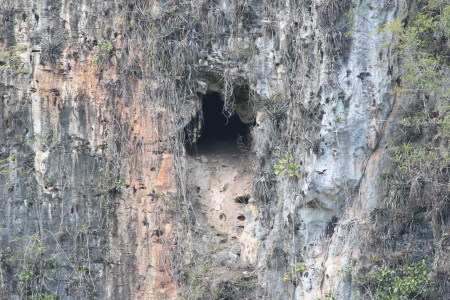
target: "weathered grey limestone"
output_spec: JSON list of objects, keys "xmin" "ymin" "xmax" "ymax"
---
[{"xmin": 1, "ymin": 0, "xmax": 445, "ymax": 299}]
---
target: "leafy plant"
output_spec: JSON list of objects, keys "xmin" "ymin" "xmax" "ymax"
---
[
  {"xmin": 337, "ymin": 263, "xmax": 358, "ymax": 280},
  {"xmin": 275, "ymin": 154, "xmax": 301, "ymax": 178},
  {"xmin": 0, "ymin": 154, "xmax": 17, "ymax": 175},
  {"xmin": 213, "ymin": 275, "xmax": 251, "ymax": 299},
  {"xmin": 24, "ymin": 132, "xmax": 59, "ymax": 152},
  {"xmin": 96, "ymin": 168, "xmax": 127, "ymax": 214},
  {"xmin": 0, "ymin": 235, "xmax": 57, "ymax": 299},
  {"xmin": 263, "ymin": 93, "xmax": 289, "ymax": 119},
  {"xmin": 343, "ymin": 8, "xmax": 357, "ymax": 37},
  {"xmin": 377, "ymin": 1, "xmax": 449, "ymax": 98},
  {"xmin": 316, "ymin": 290, "xmax": 337, "ymax": 300},
  {"xmin": 0, "ymin": 44, "xmax": 27, "ymax": 72},
  {"xmin": 98, "ymin": 168, "xmax": 126, "ymax": 193},
  {"xmin": 334, "ymin": 111, "xmax": 348, "ymax": 123},
  {"xmin": 387, "ymin": 141, "xmax": 449, "ymax": 208},
  {"xmin": 283, "ymin": 262, "xmax": 307, "ymax": 282},
  {"xmin": 152, "ymin": 189, "xmax": 178, "ymax": 209},
  {"xmin": 92, "ymin": 40, "xmax": 114, "ymax": 66},
  {"xmin": 367, "ymin": 260, "xmax": 434, "ymax": 300},
  {"xmin": 178, "ymin": 255, "xmax": 212, "ymax": 299},
  {"xmin": 374, "ymin": 6, "xmax": 449, "ymax": 298}
]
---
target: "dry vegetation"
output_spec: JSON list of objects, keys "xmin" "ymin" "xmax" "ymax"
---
[{"xmin": 1, "ymin": 0, "xmax": 447, "ymax": 298}]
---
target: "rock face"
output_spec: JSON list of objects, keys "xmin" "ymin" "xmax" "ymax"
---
[{"xmin": 0, "ymin": 0, "xmax": 448, "ymax": 299}]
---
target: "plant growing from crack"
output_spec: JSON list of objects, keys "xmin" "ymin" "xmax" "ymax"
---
[
  {"xmin": 96, "ymin": 168, "xmax": 127, "ymax": 214},
  {"xmin": 315, "ymin": 290, "xmax": 337, "ymax": 300},
  {"xmin": 263, "ymin": 93, "xmax": 289, "ymax": 120},
  {"xmin": 376, "ymin": 0, "xmax": 449, "ymax": 98},
  {"xmin": 0, "ymin": 154, "xmax": 17, "ymax": 175},
  {"xmin": 367, "ymin": 260, "xmax": 434, "ymax": 300},
  {"xmin": 0, "ymin": 44, "xmax": 28, "ymax": 73},
  {"xmin": 0, "ymin": 235, "xmax": 57, "ymax": 299},
  {"xmin": 275, "ymin": 154, "xmax": 301, "ymax": 178},
  {"xmin": 283, "ymin": 261, "xmax": 307, "ymax": 282},
  {"xmin": 92, "ymin": 40, "xmax": 114, "ymax": 67},
  {"xmin": 98, "ymin": 168, "xmax": 127, "ymax": 193},
  {"xmin": 41, "ymin": 32, "xmax": 65, "ymax": 65}
]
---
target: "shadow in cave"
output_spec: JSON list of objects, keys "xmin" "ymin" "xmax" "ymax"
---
[{"xmin": 187, "ymin": 92, "xmax": 250, "ymax": 156}]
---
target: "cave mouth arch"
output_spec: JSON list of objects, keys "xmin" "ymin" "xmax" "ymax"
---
[{"xmin": 187, "ymin": 92, "xmax": 252, "ymax": 155}]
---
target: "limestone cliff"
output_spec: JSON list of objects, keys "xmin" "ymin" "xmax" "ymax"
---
[{"xmin": 0, "ymin": 0, "xmax": 448, "ymax": 299}]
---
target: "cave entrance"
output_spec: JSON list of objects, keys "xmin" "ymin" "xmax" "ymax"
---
[
  {"xmin": 184, "ymin": 90, "xmax": 257, "ymax": 275},
  {"xmin": 187, "ymin": 92, "xmax": 251, "ymax": 155}
]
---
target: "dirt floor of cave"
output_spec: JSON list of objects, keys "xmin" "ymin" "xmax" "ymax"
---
[{"xmin": 186, "ymin": 137, "xmax": 258, "ymax": 273}]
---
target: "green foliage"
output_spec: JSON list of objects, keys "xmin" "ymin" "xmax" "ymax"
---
[
  {"xmin": 283, "ymin": 262, "xmax": 306, "ymax": 282},
  {"xmin": 263, "ymin": 93, "xmax": 289, "ymax": 119},
  {"xmin": 402, "ymin": 111, "xmax": 427, "ymax": 127},
  {"xmin": 97, "ymin": 168, "xmax": 127, "ymax": 214},
  {"xmin": 0, "ymin": 150, "xmax": 35, "ymax": 177},
  {"xmin": 17, "ymin": 67, "xmax": 29, "ymax": 74},
  {"xmin": 177, "ymin": 249, "xmax": 253, "ymax": 299},
  {"xmin": 377, "ymin": 1, "xmax": 450, "ymax": 262},
  {"xmin": 392, "ymin": 142, "xmax": 448, "ymax": 172},
  {"xmin": 99, "ymin": 168, "xmax": 126, "ymax": 193},
  {"xmin": 333, "ymin": 261, "xmax": 434, "ymax": 300},
  {"xmin": 92, "ymin": 40, "xmax": 113, "ymax": 66},
  {"xmin": 386, "ymin": 139, "xmax": 449, "ymax": 209},
  {"xmin": 0, "ymin": 44, "xmax": 27, "ymax": 73},
  {"xmin": 114, "ymin": 176, "xmax": 127, "ymax": 188},
  {"xmin": 368, "ymin": 260, "xmax": 434, "ymax": 300},
  {"xmin": 75, "ymin": 267, "xmax": 87, "ymax": 275},
  {"xmin": 315, "ymin": 290, "xmax": 337, "ymax": 300},
  {"xmin": 324, "ymin": 290, "xmax": 336, "ymax": 300},
  {"xmin": 436, "ymin": 111, "xmax": 450, "ymax": 139},
  {"xmin": 0, "ymin": 154, "xmax": 17, "ymax": 175},
  {"xmin": 275, "ymin": 154, "xmax": 301, "ymax": 178},
  {"xmin": 334, "ymin": 110, "xmax": 348, "ymax": 123},
  {"xmin": 178, "ymin": 256, "xmax": 212, "ymax": 299},
  {"xmin": 337, "ymin": 263, "xmax": 358, "ymax": 280},
  {"xmin": 32, "ymin": 294, "xmax": 55, "ymax": 300},
  {"xmin": 344, "ymin": 8, "xmax": 357, "ymax": 37},
  {"xmin": 152, "ymin": 189, "xmax": 182, "ymax": 211},
  {"xmin": 0, "ymin": 235, "xmax": 57, "ymax": 299},
  {"xmin": 24, "ymin": 132, "xmax": 59, "ymax": 152},
  {"xmin": 377, "ymin": 1, "xmax": 449, "ymax": 98},
  {"xmin": 212, "ymin": 275, "xmax": 251, "ymax": 300}
]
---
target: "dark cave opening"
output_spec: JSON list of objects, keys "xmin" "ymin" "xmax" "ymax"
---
[
  {"xmin": 201, "ymin": 92, "xmax": 248, "ymax": 140},
  {"xmin": 186, "ymin": 92, "xmax": 251, "ymax": 155}
]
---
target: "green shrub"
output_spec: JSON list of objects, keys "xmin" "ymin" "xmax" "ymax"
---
[
  {"xmin": 0, "ymin": 44, "xmax": 27, "ymax": 72},
  {"xmin": 92, "ymin": 40, "xmax": 113, "ymax": 66},
  {"xmin": 1, "ymin": 235, "xmax": 57, "ymax": 299},
  {"xmin": 283, "ymin": 262, "xmax": 306, "ymax": 282},
  {"xmin": 0, "ymin": 154, "xmax": 17, "ymax": 175},
  {"xmin": 275, "ymin": 154, "xmax": 301, "ymax": 178},
  {"xmin": 368, "ymin": 260, "xmax": 434, "ymax": 300},
  {"xmin": 377, "ymin": 0, "xmax": 449, "ymax": 98}
]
